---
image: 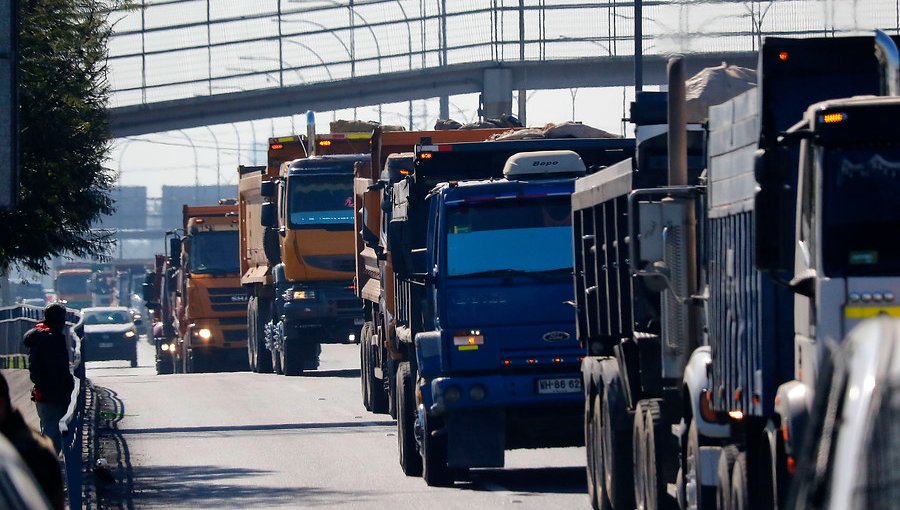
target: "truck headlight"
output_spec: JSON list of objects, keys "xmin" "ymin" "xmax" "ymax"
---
[
  {"xmin": 197, "ymin": 328, "xmax": 212, "ymax": 340},
  {"xmin": 292, "ymin": 290, "xmax": 316, "ymax": 300},
  {"xmin": 125, "ymin": 330, "xmax": 136, "ymax": 338}
]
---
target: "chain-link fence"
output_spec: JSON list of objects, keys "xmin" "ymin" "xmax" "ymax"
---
[{"xmin": 109, "ymin": 0, "xmax": 900, "ymax": 107}]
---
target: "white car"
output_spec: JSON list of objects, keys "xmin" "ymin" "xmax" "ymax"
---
[{"xmin": 81, "ymin": 306, "xmax": 139, "ymax": 367}]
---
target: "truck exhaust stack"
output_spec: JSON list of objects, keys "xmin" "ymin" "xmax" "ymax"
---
[
  {"xmin": 667, "ymin": 57, "xmax": 688, "ymax": 187},
  {"xmin": 875, "ymin": 29, "xmax": 900, "ymax": 96}
]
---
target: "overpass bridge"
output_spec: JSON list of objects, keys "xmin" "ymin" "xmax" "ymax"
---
[{"xmin": 105, "ymin": 0, "xmax": 884, "ymax": 138}]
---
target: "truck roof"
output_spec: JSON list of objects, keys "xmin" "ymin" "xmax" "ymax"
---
[
  {"xmin": 288, "ymin": 153, "xmax": 369, "ymax": 176},
  {"xmin": 437, "ymin": 174, "xmax": 575, "ymax": 200},
  {"xmin": 413, "ymin": 137, "xmax": 634, "ymax": 191}
]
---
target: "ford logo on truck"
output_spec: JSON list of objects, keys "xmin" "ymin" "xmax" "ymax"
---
[{"xmin": 542, "ymin": 331, "xmax": 570, "ymax": 342}]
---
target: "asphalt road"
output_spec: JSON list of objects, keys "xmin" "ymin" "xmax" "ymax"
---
[{"xmin": 86, "ymin": 338, "xmax": 589, "ymax": 509}]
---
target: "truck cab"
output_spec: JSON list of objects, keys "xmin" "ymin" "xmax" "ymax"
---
[
  {"xmin": 408, "ymin": 151, "xmax": 588, "ymax": 484},
  {"xmin": 779, "ymin": 95, "xmax": 900, "ymax": 464},
  {"xmin": 263, "ymin": 153, "xmax": 367, "ymax": 375}
]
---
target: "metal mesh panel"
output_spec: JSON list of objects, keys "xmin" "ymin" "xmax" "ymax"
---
[{"xmin": 108, "ymin": 1, "xmax": 900, "ymax": 108}]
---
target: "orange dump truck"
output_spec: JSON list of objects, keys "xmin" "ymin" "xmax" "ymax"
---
[
  {"xmin": 176, "ymin": 203, "xmax": 248, "ymax": 372},
  {"xmin": 242, "ymin": 127, "xmax": 371, "ymax": 376}
]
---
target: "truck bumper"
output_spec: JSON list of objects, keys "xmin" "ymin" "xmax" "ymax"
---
[
  {"xmin": 281, "ymin": 282, "xmax": 363, "ymax": 343},
  {"xmin": 426, "ymin": 371, "xmax": 584, "ymax": 467}
]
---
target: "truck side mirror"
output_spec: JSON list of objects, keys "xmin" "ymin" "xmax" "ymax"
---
[
  {"xmin": 387, "ymin": 219, "xmax": 405, "ymax": 271},
  {"xmin": 141, "ymin": 281, "xmax": 156, "ymax": 303},
  {"xmin": 789, "ymin": 268, "xmax": 817, "ymax": 298},
  {"xmin": 168, "ymin": 238, "xmax": 181, "ymax": 268},
  {"xmin": 260, "ymin": 180, "xmax": 276, "ymax": 198},
  {"xmin": 754, "ymin": 148, "xmax": 794, "ymax": 273},
  {"xmin": 260, "ymin": 202, "xmax": 277, "ymax": 228},
  {"xmin": 410, "ymin": 248, "xmax": 429, "ymax": 277}
]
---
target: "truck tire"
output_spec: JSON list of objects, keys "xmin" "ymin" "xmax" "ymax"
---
[
  {"xmin": 365, "ymin": 326, "xmax": 389, "ymax": 414},
  {"xmin": 255, "ymin": 296, "xmax": 274, "ymax": 373},
  {"xmin": 716, "ymin": 445, "xmax": 739, "ymax": 510},
  {"xmin": 683, "ymin": 420, "xmax": 714, "ymax": 510},
  {"xmin": 422, "ymin": 413, "xmax": 453, "ymax": 487},
  {"xmin": 248, "ymin": 296, "xmax": 258, "ymax": 372},
  {"xmin": 281, "ymin": 336, "xmax": 303, "ymax": 376},
  {"xmin": 272, "ymin": 347, "xmax": 282, "ymax": 375},
  {"xmin": 360, "ymin": 324, "xmax": 372, "ymax": 410},
  {"xmin": 586, "ymin": 391, "xmax": 612, "ymax": 510},
  {"xmin": 730, "ymin": 452, "xmax": 749, "ymax": 510},
  {"xmin": 601, "ymin": 383, "xmax": 634, "ymax": 510},
  {"xmin": 634, "ymin": 399, "xmax": 677, "ymax": 510},
  {"xmin": 396, "ymin": 361, "xmax": 422, "ymax": 476}
]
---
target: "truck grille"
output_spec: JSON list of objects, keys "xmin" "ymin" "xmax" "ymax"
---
[
  {"xmin": 335, "ymin": 298, "xmax": 361, "ymax": 309},
  {"xmin": 219, "ymin": 316, "xmax": 248, "ymax": 326},
  {"xmin": 304, "ymin": 255, "xmax": 356, "ymax": 273},
  {"xmin": 207, "ymin": 287, "xmax": 248, "ymax": 313}
]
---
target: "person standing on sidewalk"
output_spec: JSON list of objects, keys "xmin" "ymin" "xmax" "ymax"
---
[{"xmin": 23, "ymin": 303, "xmax": 75, "ymax": 454}]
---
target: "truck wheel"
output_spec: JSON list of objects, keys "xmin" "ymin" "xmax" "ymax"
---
[
  {"xmin": 586, "ymin": 391, "xmax": 612, "ymax": 510},
  {"xmin": 684, "ymin": 420, "xmax": 714, "ymax": 510},
  {"xmin": 365, "ymin": 328, "xmax": 389, "ymax": 414},
  {"xmin": 601, "ymin": 384, "xmax": 634, "ymax": 509},
  {"xmin": 396, "ymin": 361, "xmax": 422, "ymax": 476},
  {"xmin": 130, "ymin": 349, "xmax": 138, "ymax": 368},
  {"xmin": 716, "ymin": 445, "xmax": 739, "ymax": 510},
  {"xmin": 730, "ymin": 452, "xmax": 749, "ymax": 510},
  {"xmin": 386, "ymin": 356, "xmax": 398, "ymax": 420},
  {"xmin": 360, "ymin": 324, "xmax": 372, "ymax": 410},
  {"xmin": 254, "ymin": 297, "xmax": 274, "ymax": 373},
  {"xmin": 281, "ymin": 337, "xmax": 303, "ymax": 376},
  {"xmin": 247, "ymin": 296, "xmax": 258, "ymax": 372},
  {"xmin": 634, "ymin": 399, "xmax": 677, "ymax": 510},
  {"xmin": 633, "ymin": 404, "xmax": 649, "ymax": 510},
  {"xmin": 422, "ymin": 413, "xmax": 453, "ymax": 487}
]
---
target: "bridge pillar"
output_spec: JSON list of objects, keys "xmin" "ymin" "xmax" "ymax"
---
[
  {"xmin": 439, "ymin": 95, "xmax": 450, "ymax": 121},
  {"xmin": 480, "ymin": 68, "xmax": 513, "ymax": 120}
]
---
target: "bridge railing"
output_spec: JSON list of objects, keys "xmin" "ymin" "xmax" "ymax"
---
[
  {"xmin": 0, "ymin": 305, "xmax": 86, "ymax": 509},
  {"xmin": 108, "ymin": 0, "xmax": 900, "ymax": 107}
]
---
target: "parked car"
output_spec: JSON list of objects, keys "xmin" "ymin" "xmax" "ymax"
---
[
  {"xmin": 81, "ymin": 306, "xmax": 139, "ymax": 367},
  {"xmin": 788, "ymin": 316, "xmax": 900, "ymax": 510}
]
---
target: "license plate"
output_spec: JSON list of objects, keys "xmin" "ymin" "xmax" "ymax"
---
[
  {"xmin": 537, "ymin": 377, "xmax": 582, "ymax": 394},
  {"xmin": 354, "ymin": 318, "xmax": 365, "ymax": 325},
  {"xmin": 98, "ymin": 342, "xmax": 114, "ymax": 348}
]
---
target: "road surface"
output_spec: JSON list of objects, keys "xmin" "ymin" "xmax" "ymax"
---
[{"xmin": 86, "ymin": 338, "xmax": 589, "ymax": 509}]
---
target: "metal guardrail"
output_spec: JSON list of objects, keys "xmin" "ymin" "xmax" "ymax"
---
[{"xmin": 0, "ymin": 305, "xmax": 86, "ymax": 509}]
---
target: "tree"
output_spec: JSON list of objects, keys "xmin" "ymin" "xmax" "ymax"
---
[{"xmin": 0, "ymin": 0, "xmax": 127, "ymax": 274}]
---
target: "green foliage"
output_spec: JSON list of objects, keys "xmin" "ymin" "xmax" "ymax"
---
[{"xmin": 0, "ymin": 0, "xmax": 128, "ymax": 273}]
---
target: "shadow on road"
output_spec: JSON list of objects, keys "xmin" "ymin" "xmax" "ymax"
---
[
  {"xmin": 116, "ymin": 419, "xmax": 396, "ymax": 436},
  {"xmin": 301, "ymin": 368, "xmax": 361, "ymax": 379},
  {"xmin": 122, "ymin": 464, "xmax": 354, "ymax": 508},
  {"xmin": 458, "ymin": 466, "xmax": 587, "ymax": 495},
  {"xmin": 95, "ymin": 386, "xmax": 376, "ymax": 509}
]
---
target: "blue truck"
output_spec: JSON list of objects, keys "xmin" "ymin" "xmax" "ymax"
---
[
  {"xmin": 381, "ymin": 137, "xmax": 634, "ymax": 486},
  {"xmin": 577, "ymin": 34, "xmax": 900, "ymax": 510}
]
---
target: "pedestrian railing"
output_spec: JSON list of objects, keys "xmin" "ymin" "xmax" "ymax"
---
[{"xmin": 0, "ymin": 304, "xmax": 86, "ymax": 509}]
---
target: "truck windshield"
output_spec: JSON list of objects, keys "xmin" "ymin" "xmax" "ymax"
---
[
  {"xmin": 288, "ymin": 174, "xmax": 354, "ymax": 229},
  {"xmin": 822, "ymin": 145, "xmax": 900, "ymax": 276},
  {"xmin": 445, "ymin": 196, "xmax": 573, "ymax": 278},
  {"xmin": 189, "ymin": 231, "xmax": 240, "ymax": 275},
  {"xmin": 56, "ymin": 275, "xmax": 88, "ymax": 294}
]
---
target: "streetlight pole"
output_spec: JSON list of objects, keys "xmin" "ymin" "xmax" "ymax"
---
[{"xmin": 176, "ymin": 130, "xmax": 199, "ymax": 203}]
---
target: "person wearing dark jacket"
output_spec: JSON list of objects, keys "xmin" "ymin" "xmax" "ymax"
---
[
  {"xmin": 0, "ymin": 372, "xmax": 65, "ymax": 509},
  {"xmin": 23, "ymin": 303, "xmax": 74, "ymax": 454}
]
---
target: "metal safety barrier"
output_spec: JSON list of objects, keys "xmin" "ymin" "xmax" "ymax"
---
[{"xmin": 0, "ymin": 304, "xmax": 86, "ymax": 509}]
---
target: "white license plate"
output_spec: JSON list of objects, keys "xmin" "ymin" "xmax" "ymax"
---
[
  {"xmin": 354, "ymin": 318, "xmax": 365, "ymax": 325},
  {"xmin": 537, "ymin": 377, "xmax": 582, "ymax": 394},
  {"xmin": 98, "ymin": 342, "xmax": 114, "ymax": 348}
]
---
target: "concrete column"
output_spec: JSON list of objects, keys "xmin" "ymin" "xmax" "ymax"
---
[
  {"xmin": 439, "ymin": 95, "xmax": 449, "ymax": 120},
  {"xmin": 481, "ymin": 68, "xmax": 513, "ymax": 120}
]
